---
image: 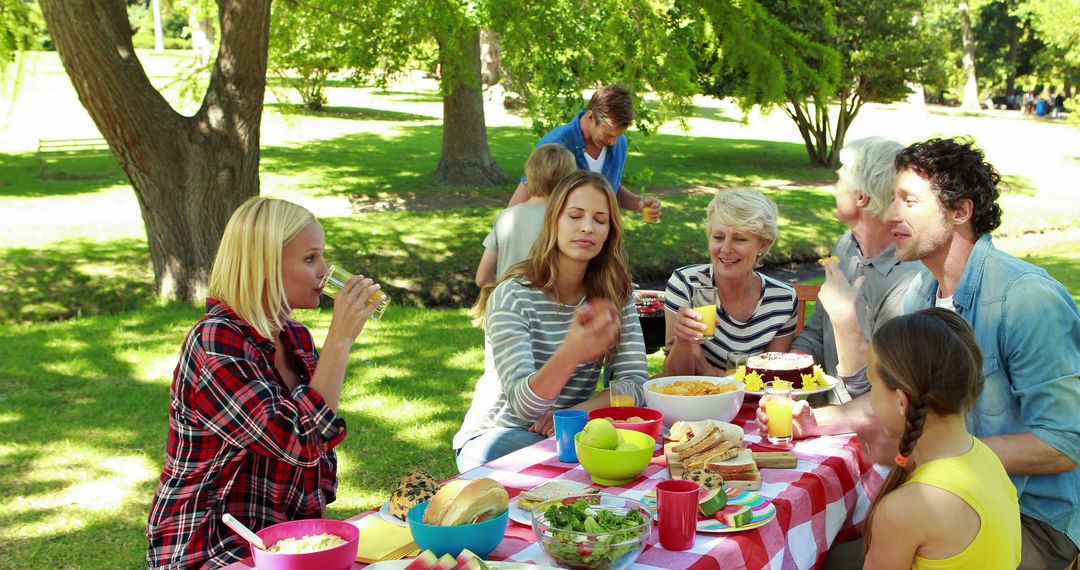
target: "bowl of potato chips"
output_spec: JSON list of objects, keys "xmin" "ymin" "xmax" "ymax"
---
[{"xmin": 643, "ymin": 376, "xmax": 745, "ymax": 426}]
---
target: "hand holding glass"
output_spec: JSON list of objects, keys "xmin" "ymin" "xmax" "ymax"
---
[
  {"xmin": 764, "ymin": 380, "xmax": 794, "ymax": 443},
  {"xmin": 690, "ymin": 286, "xmax": 718, "ymax": 341},
  {"xmin": 321, "ymin": 265, "xmax": 390, "ymax": 320},
  {"xmin": 641, "ymin": 192, "xmax": 659, "ymax": 224}
]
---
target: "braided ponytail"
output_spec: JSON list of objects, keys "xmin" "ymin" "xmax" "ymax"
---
[
  {"xmin": 860, "ymin": 308, "xmax": 984, "ymax": 554},
  {"xmin": 864, "ymin": 394, "xmax": 930, "ymax": 551}
]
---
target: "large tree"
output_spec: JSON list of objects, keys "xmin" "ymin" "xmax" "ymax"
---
[
  {"xmin": 708, "ymin": 0, "xmax": 926, "ymax": 168},
  {"xmin": 38, "ymin": 0, "xmax": 268, "ymax": 301},
  {"xmin": 273, "ymin": 0, "xmax": 508, "ymax": 186}
]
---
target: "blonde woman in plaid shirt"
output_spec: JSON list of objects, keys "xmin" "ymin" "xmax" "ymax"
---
[{"xmin": 146, "ymin": 197, "xmax": 382, "ymax": 568}]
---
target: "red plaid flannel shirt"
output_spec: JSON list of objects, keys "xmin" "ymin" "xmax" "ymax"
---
[{"xmin": 146, "ymin": 299, "xmax": 346, "ymax": 569}]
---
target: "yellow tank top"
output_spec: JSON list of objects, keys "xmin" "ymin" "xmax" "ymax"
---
[{"xmin": 902, "ymin": 437, "xmax": 1021, "ymax": 570}]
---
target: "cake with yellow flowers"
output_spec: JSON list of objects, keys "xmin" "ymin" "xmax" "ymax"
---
[{"xmin": 746, "ymin": 352, "xmax": 815, "ymax": 389}]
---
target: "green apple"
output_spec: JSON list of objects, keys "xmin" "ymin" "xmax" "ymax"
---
[
  {"xmin": 579, "ymin": 418, "xmax": 619, "ymax": 450},
  {"xmin": 615, "ymin": 441, "xmax": 640, "ymax": 451}
]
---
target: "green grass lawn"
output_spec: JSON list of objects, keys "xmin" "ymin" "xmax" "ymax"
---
[{"xmin": 2, "ymin": 51, "xmax": 1079, "ymax": 568}]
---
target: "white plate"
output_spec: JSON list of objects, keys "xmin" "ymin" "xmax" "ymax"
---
[
  {"xmin": 368, "ymin": 561, "xmax": 559, "ymax": 570},
  {"xmin": 741, "ymin": 373, "xmax": 839, "ymax": 397},
  {"xmin": 376, "ymin": 501, "xmax": 408, "ymax": 527},
  {"xmin": 507, "ymin": 481, "xmax": 596, "ymax": 526},
  {"xmin": 641, "ymin": 487, "xmax": 777, "ymax": 533}
]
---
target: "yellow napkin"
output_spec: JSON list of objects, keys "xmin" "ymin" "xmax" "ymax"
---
[{"xmin": 352, "ymin": 515, "xmax": 416, "ymax": 563}]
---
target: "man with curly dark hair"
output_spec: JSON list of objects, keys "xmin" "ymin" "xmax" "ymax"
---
[
  {"xmin": 888, "ymin": 138, "xmax": 1078, "ymax": 569},
  {"xmin": 757, "ymin": 137, "xmax": 1079, "ymax": 570}
]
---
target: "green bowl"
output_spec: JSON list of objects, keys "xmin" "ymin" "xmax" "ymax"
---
[{"xmin": 574, "ymin": 429, "xmax": 655, "ymax": 486}]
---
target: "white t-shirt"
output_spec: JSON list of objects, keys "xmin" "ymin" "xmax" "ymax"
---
[
  {"xmin": 936, "ymin": 293, "xmax": 956, "ymax": 312},
  {"xmin": 584, "ymin": 147, "xmax": 607, "ymax": 173}
]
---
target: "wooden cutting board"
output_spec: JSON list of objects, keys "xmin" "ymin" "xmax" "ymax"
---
[
  {"xmin": 663, "ymin": 442, "xmax": 761, "ymax": 490},
  {"xmin": 751, "ymin": 451, "xmax": 797, "ymax": 469}
]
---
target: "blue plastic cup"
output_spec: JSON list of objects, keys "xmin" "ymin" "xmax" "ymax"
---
[{"xmin": 553, "ymin": 409, "xmax": 588, "ymax": 463}]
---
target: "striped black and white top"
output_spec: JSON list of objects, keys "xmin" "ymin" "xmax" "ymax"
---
[
  {"xmin": 664, "ymin": 264, "xmax": 798, "ymax": 369},
  {"xmin": 453, "ymin": 278, "xmax": 649, "ymax": 450}
]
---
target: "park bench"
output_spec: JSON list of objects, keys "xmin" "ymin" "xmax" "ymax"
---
[{"xmin": 36, "ymin": 137, "xmax": 114, "ymax": 178}]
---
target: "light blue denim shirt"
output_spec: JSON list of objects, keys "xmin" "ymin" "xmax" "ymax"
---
[
  {"xmin": 520, "ymin": 111, "xmax": 628, "ymax": 192},
  {"xmin": 904, "ymin": 234, "xmax": 1080, "ymax": 547}
]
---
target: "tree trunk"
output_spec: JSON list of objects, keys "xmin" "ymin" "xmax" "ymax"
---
[
  {"xmin": 39, "ymin": 0, "xmax": 267, "ymax": 301},
  {"xmin": 435, "ymin": 29, "xmax": 508, "ymax": 186},
  {"xmin": 1005, "ymin": 8, "xmax": 1018, "ymax": 98},
  {"xmin": 479, "ymin": 30, "xmax": 501, "ymax": 86},
  {"xmin": 958, "ymin": 1, "xmax": 980, "ymax": 110}
]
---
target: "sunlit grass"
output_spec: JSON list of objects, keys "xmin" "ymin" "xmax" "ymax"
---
[{"xmin": 0, "ymin": 304, "xmax": 486, "ymax": 567}]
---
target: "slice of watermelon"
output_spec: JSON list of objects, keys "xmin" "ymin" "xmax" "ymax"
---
[
  {"xmin": 715, "ymin": 504, "xmax": 752, "ymax": 527},
  {"xmin": 454, "ymin": 548, "xmax": 490, "ymax": 569},
  {"xmin": 431, "ymin": 553, "xmax": 459, "ymax": 570},
  {"xmin": 697, "ymin": 488, "xmax": 728, "ymax": 517},
  {"xmin": 404, "ymin": 550, "xmax": 440, "ymax": 570}
]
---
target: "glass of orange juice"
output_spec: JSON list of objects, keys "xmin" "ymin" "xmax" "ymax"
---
[
  {"xmin": 691, "ymin": 285, "xmax": 717, "ymax": 340},
  {"xmin": 609, "ymin": 379, "xmax": 637, "ymax": 407},
  {"xmin": 764, "ymin": 380, "xmax": 794, "ymax": 443},
  {"xmin": 321, "ymin": 265, "xmax": 390, "ymax": 320},
  {"xmin": 640, "ymin": 190, "xmax": 659, "ymax": 224}
]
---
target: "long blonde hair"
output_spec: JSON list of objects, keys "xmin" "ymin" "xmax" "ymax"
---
[
  {"xmin": 862, "ymin": 308, "xmax": 984, "ymax": 553},
  {"xmin": 471, "ymin": 171, "xmax": 632, "ymax": 327},
  {"xmin": 208, "ymin": 196, "xmax": 317, "ymax": 339}
]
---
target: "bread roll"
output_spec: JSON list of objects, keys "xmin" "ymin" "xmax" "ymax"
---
[
  {"xmin": 422, "ymin": 479, "xmax": 471, "ymax": 524},
  {"xmin": 437, "ymin": 478, "xmax": 509, "ymax": 526}
]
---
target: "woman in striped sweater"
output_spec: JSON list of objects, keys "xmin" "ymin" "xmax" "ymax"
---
[
  {"xmin": 663, "ymin": 187, "xmax": 798, "ymax": 376},
  {"xmin": 453, "ymin": 171, "xmax": 650, "ymax": 472}
]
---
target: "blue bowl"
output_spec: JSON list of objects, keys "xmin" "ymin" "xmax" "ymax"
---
[{"xmin": 406, "ymin": 500, "xmax": 509, "ymax": 558}]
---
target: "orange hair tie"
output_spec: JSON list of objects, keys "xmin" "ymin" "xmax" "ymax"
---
[{"xmin": 894, "ymin": 453, "xmax": 910, "ymax": 468}]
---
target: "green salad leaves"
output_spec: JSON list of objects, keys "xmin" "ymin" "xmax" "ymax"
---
[{"xmin": 540, "ymin": 499, "xmax": 649, "ymax": 569}]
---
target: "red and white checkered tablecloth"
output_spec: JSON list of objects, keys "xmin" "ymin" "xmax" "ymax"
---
[{"xmin": 225, "ymin": 404, "xmax": 886, "ymax": 570}]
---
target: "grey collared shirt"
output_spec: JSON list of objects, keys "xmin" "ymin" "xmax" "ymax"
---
[{"xmin": 792, "ymin": 232, "xmax": 921, "ymax": 401}]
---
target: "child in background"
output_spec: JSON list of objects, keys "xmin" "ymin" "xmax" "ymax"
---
[
  {"xmin": 475, "ymin": 144, "xmax": 576, "ymax": 287},
  {"xmin": 862, "ymin": 308, "xmax": 1020, "ymax": 569}
]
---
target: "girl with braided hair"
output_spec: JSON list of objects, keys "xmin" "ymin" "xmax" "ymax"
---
[{"xmin": 862, "ymin": 308, "xmax": 1020, "ymax": 569}]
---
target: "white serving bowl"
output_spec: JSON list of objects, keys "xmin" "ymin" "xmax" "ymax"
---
[{"xmin": 642, "ymin": 376, "xmax": 746, "ymax": 427}]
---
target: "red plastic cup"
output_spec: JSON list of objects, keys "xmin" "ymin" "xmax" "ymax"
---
[{"xmin": 656, "ymin": 480, "xmax": 699, "ymax": 551}]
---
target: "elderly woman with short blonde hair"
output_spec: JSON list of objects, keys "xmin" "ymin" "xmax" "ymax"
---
[{"xmin": 663, "ymin": 187, "xmax": 797, "ymax": 376}]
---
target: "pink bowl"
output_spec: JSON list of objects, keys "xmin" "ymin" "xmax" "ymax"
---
[
  {"xmin": 588, "ymin": 406, "xmax": 663, "ymax": 442},
  {"xmin": 251, "ymin": 518, "xmax": 359, "ymax": 570}
]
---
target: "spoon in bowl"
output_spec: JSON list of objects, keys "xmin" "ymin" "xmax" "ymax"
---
[{"xmin": 222, "ymin": 513, "xmax": 268, "ymax": 551}]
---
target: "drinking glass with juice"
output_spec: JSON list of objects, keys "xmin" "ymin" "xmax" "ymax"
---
[
  {"xmin": 691, "ymin": 286, "xmax": 718, "ymax": 340},
  {"xmin": 609, "ymin": 379, "xmax": 636, "ymax": 407},
  {"xmin": 321, "ymin": 265, "xmax": 390, "ymax": 321},
  {"xmin": 764, "ymin": 380, "xmax": 794, "ymax": 443},
  {"xmin": 641, "ymin": 190, "xmax": 659, "ymax": 224}
]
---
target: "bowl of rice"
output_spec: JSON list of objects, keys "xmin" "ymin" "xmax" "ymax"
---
[
  {"xmin": 643, "ymin": 376, "xmax": 745, "ymax": 426},
  {"xmin": 251, "ymin": 518, "xmax": 359, "ymax": 570}
]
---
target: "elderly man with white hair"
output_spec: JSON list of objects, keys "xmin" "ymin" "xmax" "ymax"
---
[{"xmin": 791, "ymin": 137, "xmax": 922, "ymax": 402}]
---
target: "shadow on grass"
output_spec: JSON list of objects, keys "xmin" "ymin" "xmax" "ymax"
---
[
  {"xmin": 0, "ymin": 238, "xmax": 155, "ymax": 323},
  {"xmin": 260, "ymin": 124, "xmax": 833, "ymax": 202},
  {"xmin": 0, "ymin": 305, "xmax": 484, "ymax": 567},
  {"xmin": 0, "ymin": 152, "xmax": 127, "ymax": 198},
  {"xmin": 371, "ymin": 90, "xmax": 445, "ymax": 103},
  {"xmin": 265, "ymin": 103, "xmax": 436, "ymax": 122}
]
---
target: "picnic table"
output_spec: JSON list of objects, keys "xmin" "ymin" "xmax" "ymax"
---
[{"xmin": 224, "ymin": 403, "xmax": 885, "ymax": 569}]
